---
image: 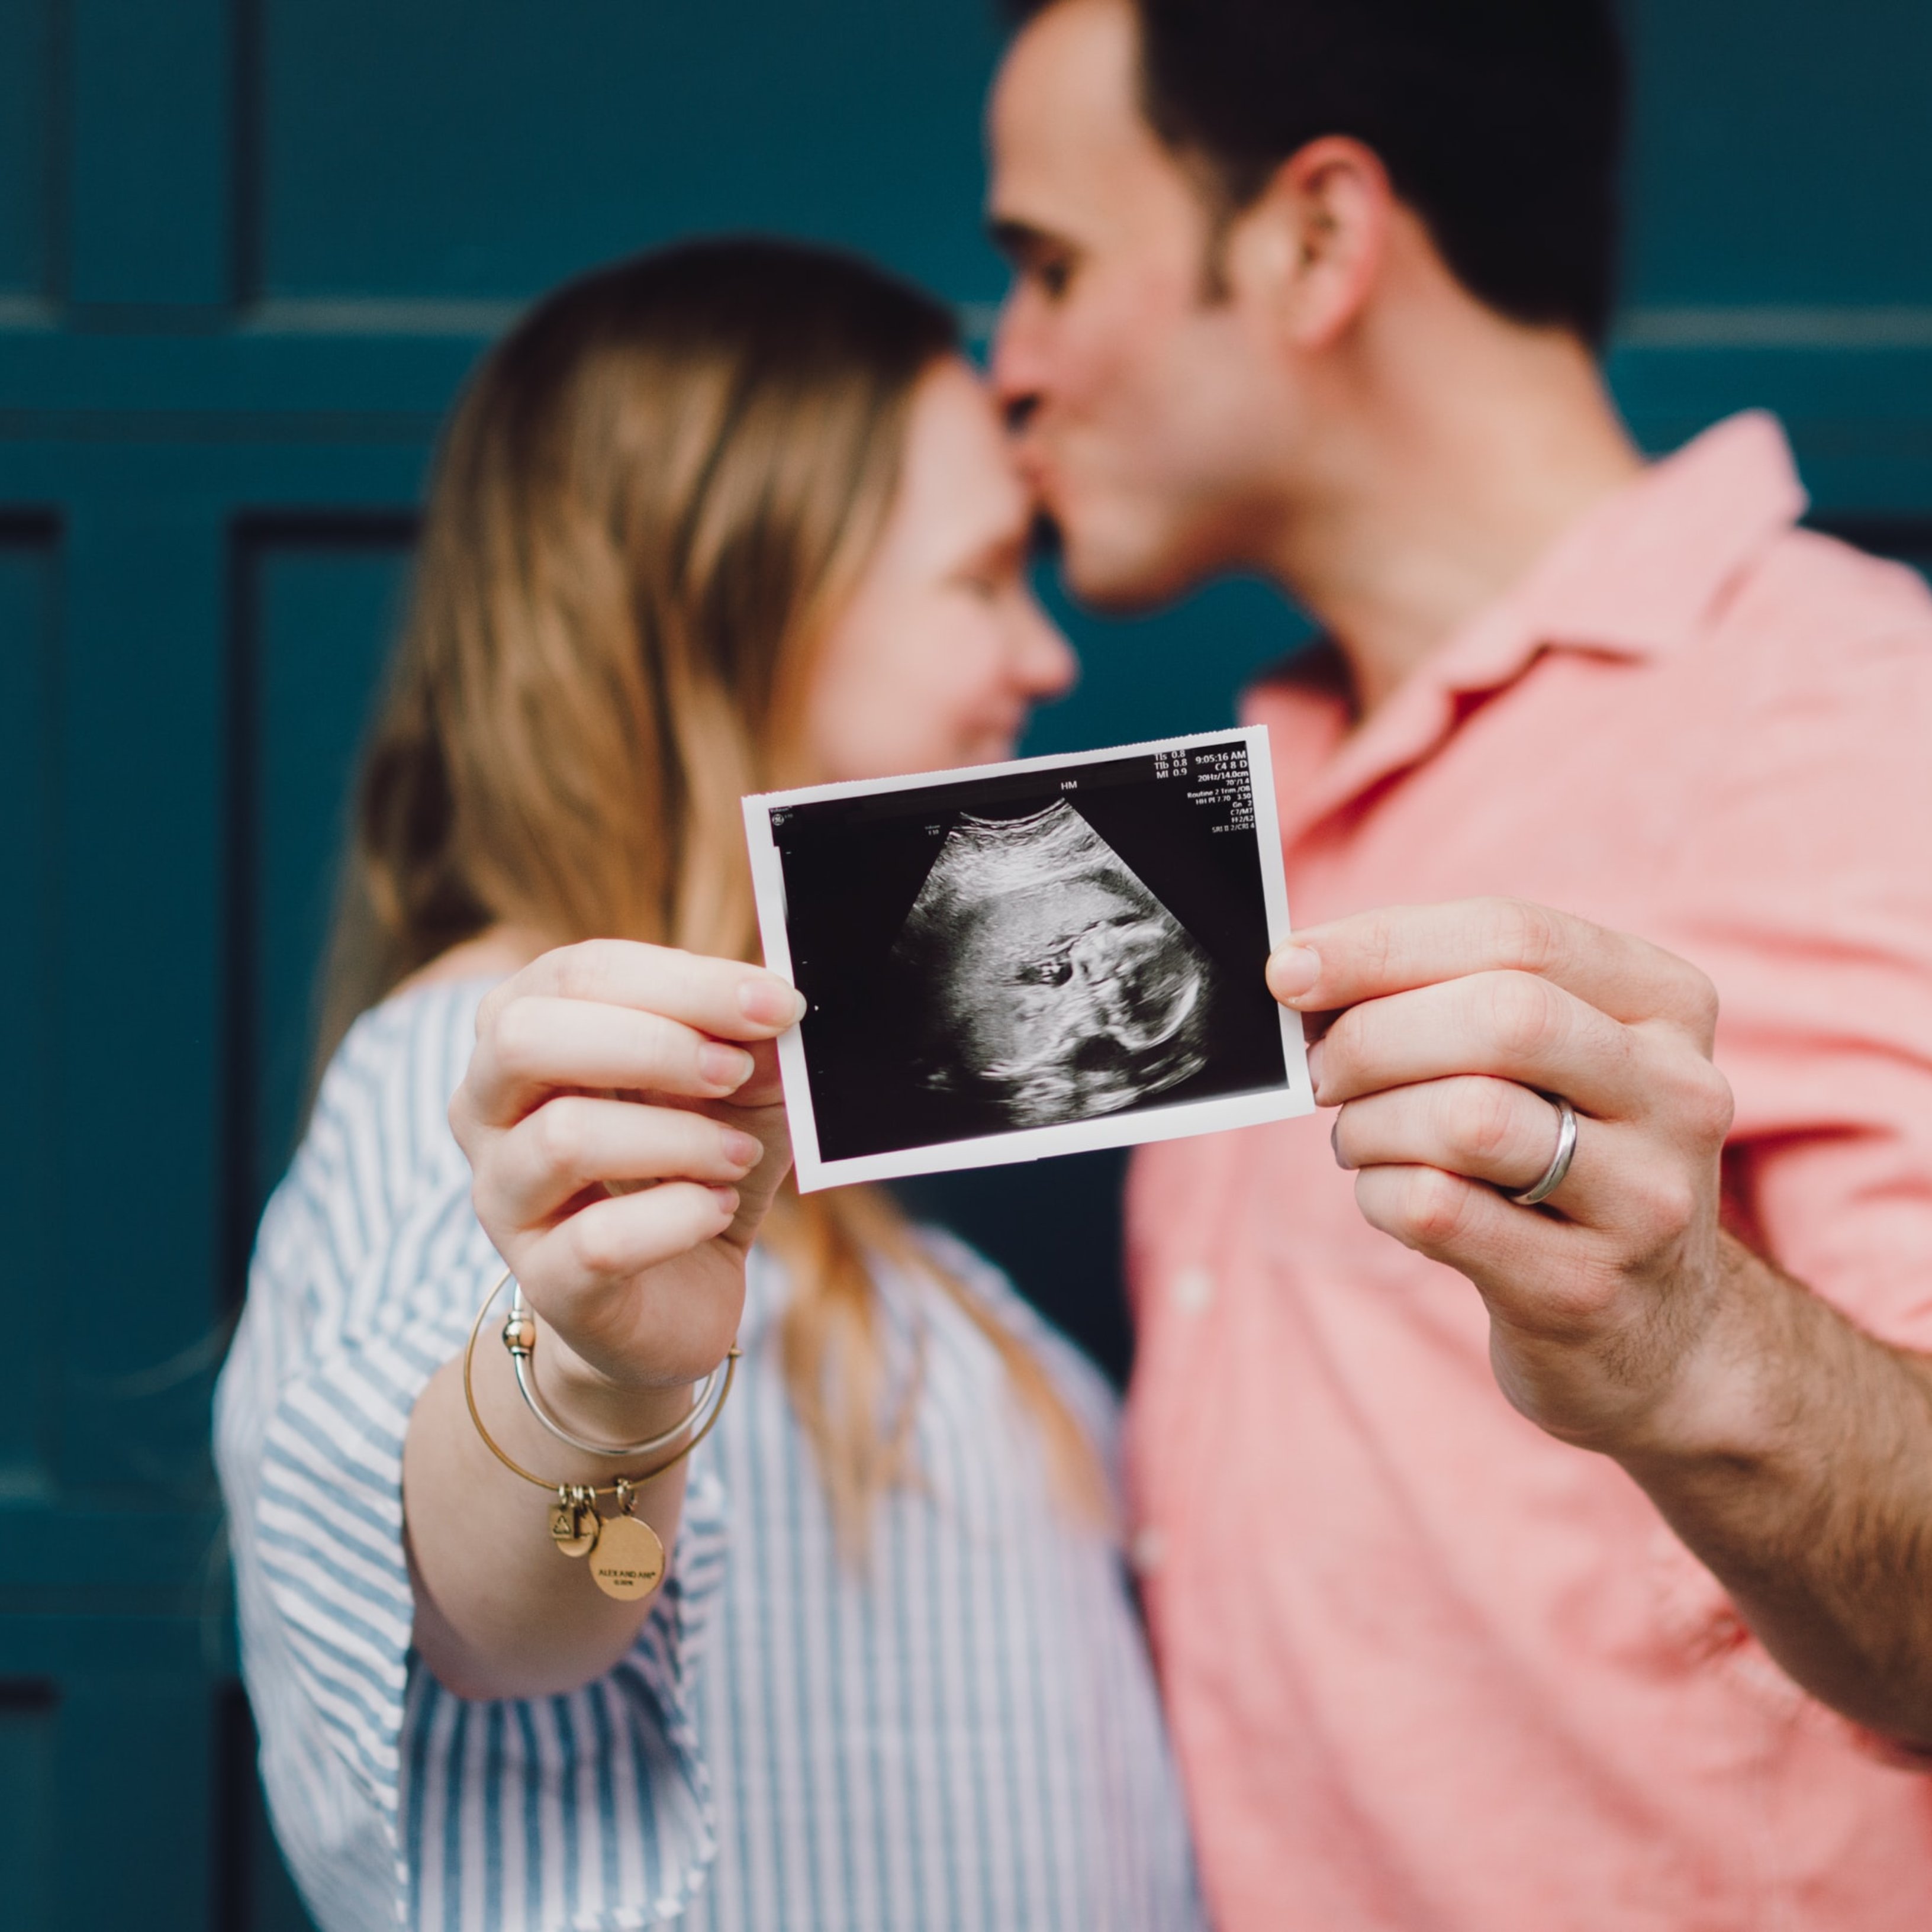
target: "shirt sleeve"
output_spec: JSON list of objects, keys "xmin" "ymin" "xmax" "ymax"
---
[
  {"xmin": 1668, "ymin": 614, "xmax": 1932, "ymax": 1349},
  {"xmin": 215, "ymin": 994, "xmax": 730, "ymax": 1931},
  {"xmin": 1641, "ymin": 608, "xmax": 1932, "ymax": 1767}
]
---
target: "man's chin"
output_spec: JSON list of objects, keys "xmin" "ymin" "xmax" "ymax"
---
[{"xmin": 1055, "ymin": 534, "xmax": 1202, "ymax": 616}]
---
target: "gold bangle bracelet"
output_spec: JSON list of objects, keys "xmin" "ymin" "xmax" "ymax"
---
[{"xmin": 461, "ymin": 1264, "xmax": 740, "ymax": 1600}]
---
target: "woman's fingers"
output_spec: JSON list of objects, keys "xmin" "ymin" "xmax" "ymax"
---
[
  {"xmin": 450, "ymin": 941, "xmax": 806, "ymax": 1387},
  {"xmin": 465, "ymin": 936, "xmax": 806, "ymax": 1128},
  {"xmin": 437, "ymin": 941, "xmax": 809, "ymax": 1404},
  {"xmin": 505, "ymin": 1183, "xmax": 747, "ymax": 1351},
  {"xmin": 485, "ymin": 1094, "xmax": 764, "ymax": 1230},
  {"xmin": 554, "ymin": 1182, "xmax": 741, "ymax": 1284},
  {"xmin": 466, "ymin": 996, "xmax": 757, "ymax": 1123},
  {"xmin": 498, "ymin": 1184, "xmax": 754, "ymax": 1384},
  {"xmin": 481, "ymin": 938, "xmax": 804, "ymax": 1048}
]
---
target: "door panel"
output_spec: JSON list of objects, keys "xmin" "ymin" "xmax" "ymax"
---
[
  {"xmin": 1625, "ymin": 0, "xmax": 1932, "ymax": 307},
  {"xmin": 53, "ymin": 504, "xmax": 228, "ymax": 1496},
  {"xmin": 237, "ymin": 521, "xmax": 415, "ymax": 1224},
  {"xmin": 259, "ymin": 0, "xmax": 1008, "ymax": 304},
  {"xmin": 0, "ymin": 1682, "xmax": 56, "ymax": 1931},
  {"xmin": 0, "ymin": 0, "xmax": 56, "ymax": 302},
  {"xmin": 0, "ymin": 522, "xmax": 58, "ymax": 1487},
  {"xmin": 67, "ymin": 0, "xmax": 235, "ymax": 311}
]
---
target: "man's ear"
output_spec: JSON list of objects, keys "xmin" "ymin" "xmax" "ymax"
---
[{"xmin": 1228, "ymin": 136, "xmax": 1393, "ymax": 350}]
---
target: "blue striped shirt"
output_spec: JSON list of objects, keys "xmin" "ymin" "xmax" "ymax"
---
[{"xmin": 215, "ymin": 980, "xmax": 1205, "ymax": 1930}]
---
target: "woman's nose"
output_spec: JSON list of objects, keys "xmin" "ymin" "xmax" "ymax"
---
[{"xmin": 1014, "ymin": 601, "xmax": 1078, "ymax": 701}]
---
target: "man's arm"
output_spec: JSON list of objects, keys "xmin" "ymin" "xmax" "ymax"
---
[{"xmin": 1270, "ymin": 897, "xmax": 1932, "ymax": 1746}]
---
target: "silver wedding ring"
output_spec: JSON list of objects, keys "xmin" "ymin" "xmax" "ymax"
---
[{"xmin": 1508, "ymin": 1095, "xmax": 1578, "ymax": 1208}]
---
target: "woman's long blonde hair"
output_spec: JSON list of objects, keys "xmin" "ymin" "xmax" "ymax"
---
[{"xmin": 321, "ymin": 239, "xmax": 1099, "ymax": 1548}]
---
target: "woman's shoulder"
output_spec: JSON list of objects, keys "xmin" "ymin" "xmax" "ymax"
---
[
  {"xmin": 296, "ymin": 930, "xmax": 534, "ymax": 1194},
  {"xmin": 264, "ymin": 977, "xmax": 498, "ymax": 1263},
  {"xmin": 336, "ymin": 972, "xmax": 495, "ymax": 1077},
  {"xmin": 313, "ymin": 978, "xmax": 494, "ymax": 1156}
]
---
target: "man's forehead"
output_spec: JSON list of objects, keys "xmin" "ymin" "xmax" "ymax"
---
[{"xmin": 987, "ymin": 0, "xmax": 1170, "ymax": 236}]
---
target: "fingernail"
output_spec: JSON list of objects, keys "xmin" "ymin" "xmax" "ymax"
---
[
  {"xmin": 1329, "ymin": 1116, "xmax": 1350, "ymax": 1170},
  {"xmin": 710, "ymin": 1186, "xmax": 740, "ymax": 1217},
  {"xmin": 700, "ymin": 1043, "xmax": 756, "ymax": 1091},
  {"xmin": 739, "ymin": 977, "xmax": 807, "ymax": 1028},
  {"xmin": 720, "ymin": 1128, "xmax": 761, "ymax": 1170},
  {"xmin": 1268, "ymin": 943, "xmax": 1322, "ymax": 1004},
  {"xmin": 1305, "ymin": 1036, "xmax": 1326, "ymax": 1099}
]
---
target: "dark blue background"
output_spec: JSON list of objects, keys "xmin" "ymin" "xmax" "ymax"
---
[{"xmin": 2, "ymin": 2, "xmax": 1929, "ymax": 1923}]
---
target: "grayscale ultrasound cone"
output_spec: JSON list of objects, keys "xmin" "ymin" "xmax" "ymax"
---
[{"xmin": 891, "ymin": 801, "xmax": 1217, "ymax": 1128}]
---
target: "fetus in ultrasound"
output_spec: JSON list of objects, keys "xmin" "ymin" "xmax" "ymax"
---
[{"xmin": 891, "ymin": 803, "xmax": 1216, "ymax": 1128}]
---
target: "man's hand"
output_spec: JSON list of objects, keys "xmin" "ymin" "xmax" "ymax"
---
[
  {"xmin": 1268, "ymin": 897, "xmax": 1737, "ymax": 1454},
  {"xmin": 1270, "ymin": 897, "xmax": 1932, "ymax": 1744}
]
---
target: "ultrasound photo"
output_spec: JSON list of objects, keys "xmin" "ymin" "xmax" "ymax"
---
[
  {"xmin": 891, "ymin": 801, "xmax": 1215, "ymax": 1128},
  {"xmin": 745, "ymin": 727, "xmax": 1312, "ymax": 1190}
]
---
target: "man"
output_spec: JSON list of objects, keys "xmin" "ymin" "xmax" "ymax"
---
[{"xmin": 986, "ymin": 1, "xmax": 1932, "ymax": 1925}]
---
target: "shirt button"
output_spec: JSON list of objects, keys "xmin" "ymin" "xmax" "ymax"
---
[
  {"xmin": 1130, "ymin": 1526, "xmax": 1168, "ymax": 1575},
  {"xmin": 1171, "ymin": 1265, "xmax": 1215, "ymax": 1313}
]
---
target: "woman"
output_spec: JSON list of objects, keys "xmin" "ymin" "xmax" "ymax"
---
[{"xmin": 215, "ymin": 239, "xmax": 1203, "ymax": 1932}]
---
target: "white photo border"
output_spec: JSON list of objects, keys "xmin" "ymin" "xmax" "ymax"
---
[{"xmin": 742, "ymin": 723, "xmax": 1313, "ymax": 1193}]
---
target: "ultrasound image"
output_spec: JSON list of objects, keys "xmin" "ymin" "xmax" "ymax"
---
[
  {"xmin": 890, "ymin": 803, "xmax": 1216, "ymax": 1128},
  {"xmin": 767, "ymin": 736, "xmax": 1289, "ymax": 1167}
]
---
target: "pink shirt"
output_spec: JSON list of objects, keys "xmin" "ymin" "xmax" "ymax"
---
[{"xmin": 1127, "ymin": 413, "xmax": 1932, "ymax": 1931}]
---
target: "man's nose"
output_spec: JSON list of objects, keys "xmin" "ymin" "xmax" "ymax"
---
[{"xmin": 988, "ymin": 295, "xmax": 1044, "ymax": 425}]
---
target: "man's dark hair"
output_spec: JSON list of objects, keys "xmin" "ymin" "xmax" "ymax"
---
[{"xmin": 1002, "ymin": 0, "xmax": 1626, "ymax": 345}]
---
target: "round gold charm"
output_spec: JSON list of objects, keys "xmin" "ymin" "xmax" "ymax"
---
[
  {"xmin": 549, "ymin": 1498, "xmax": 598, "ymax": 1559},
  {"xmin": 588, "ymin": 1513, "xmax": 665, "ymax": 1601}
]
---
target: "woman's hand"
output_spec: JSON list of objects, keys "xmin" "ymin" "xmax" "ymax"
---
[{"xmin": 449, "ymin": 939, "xmax": 805, "ymax": 1426}]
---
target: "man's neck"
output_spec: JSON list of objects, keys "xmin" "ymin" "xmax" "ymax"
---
[{"xmin": 1264, "ymin": 310, "xmax": 1643, "ymax": 720}]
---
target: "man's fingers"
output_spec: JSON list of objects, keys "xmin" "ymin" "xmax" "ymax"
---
[
  {"xmin": 1270, "ymin": 898, "xmax": 1718, "ymax": 1045},
  {"xmin": 486, "ymin": 1096, "xmax": 764, "ymax": 1230},
  {"xmin": 1348, "ymin": 1163, "xmax": 1689, "ymax": 1371},
  {"xmin": 467, "ymin": 997, "xmax": 758, "ymax": 1122},
  {"xmin": 479, "ymin": 938, "xmax": 805, "ymax": 1048},
  {"xmin": 1309, "ymin": 971, "xmax": 1649, "ymax": 1118},
  {"xmin": 1351, "ymin": 1161, "xmax": 1524, "ymax": 1260},
  {"xmin": 1332, "ymin": 1077, "xmax": 1609, "ymax": 1214},
  {"xmin": 1348, "ymin": 1164, "xmax": 1599, "ymax": 1319}
]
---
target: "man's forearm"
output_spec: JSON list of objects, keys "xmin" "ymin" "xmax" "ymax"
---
[
  {"xmin": 1270, "ymin": 900, "xmax": 1932, "ymax": 1744},
  {"xmin": 1618, "ymin": 1233, "xmax": 1932, "ymax": 1746}
]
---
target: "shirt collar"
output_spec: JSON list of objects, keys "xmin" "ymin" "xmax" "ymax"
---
[{"xmin": 1250, "ymin": 411, "xmax": 1809, "ymax": 844}]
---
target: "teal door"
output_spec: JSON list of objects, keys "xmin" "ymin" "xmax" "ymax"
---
[{"xmin": 3, "ymin": 4, "xmax": 1929, "ymax": 1925}]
